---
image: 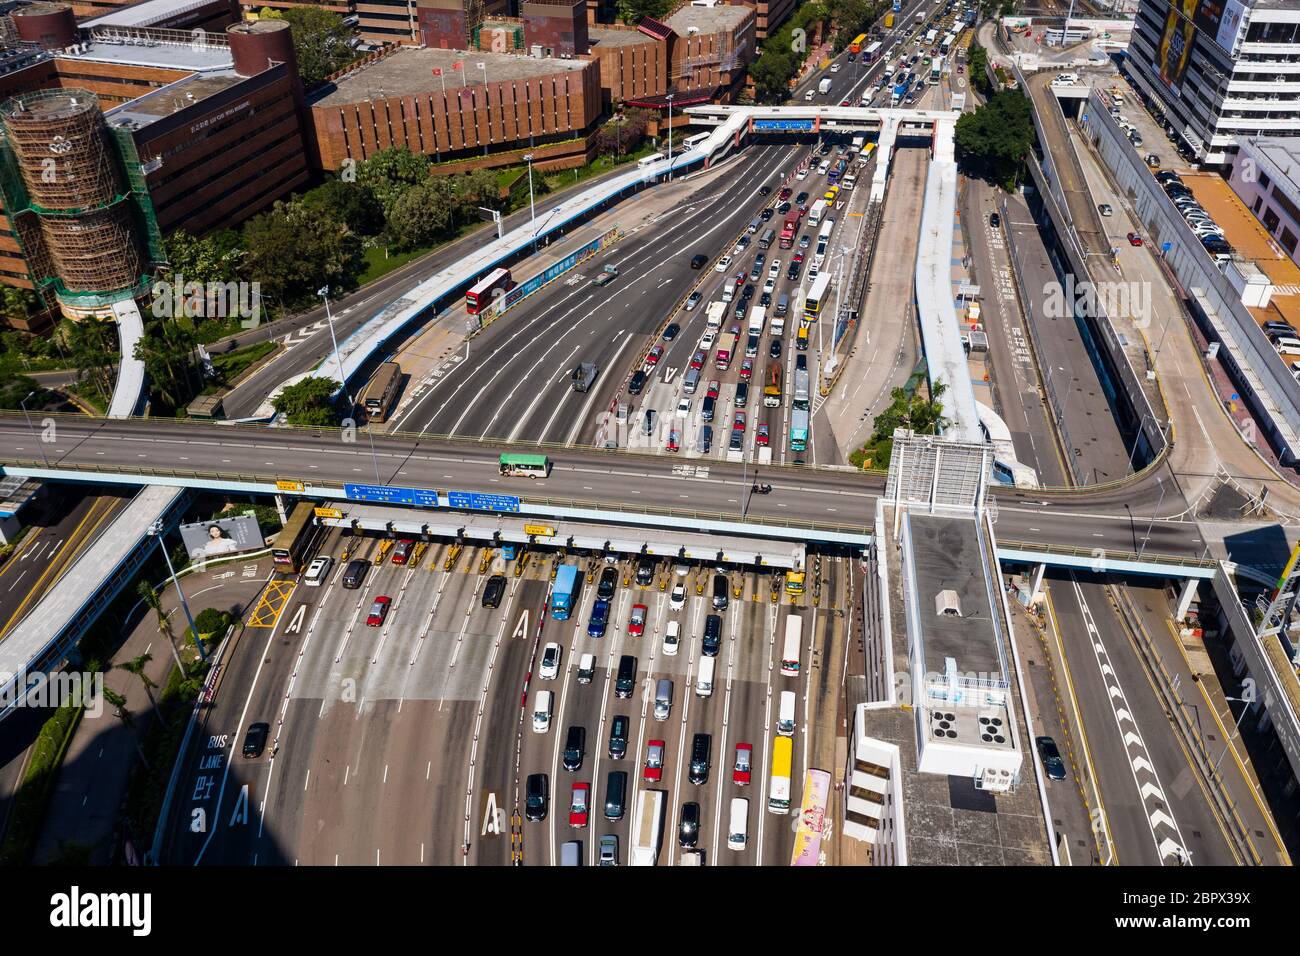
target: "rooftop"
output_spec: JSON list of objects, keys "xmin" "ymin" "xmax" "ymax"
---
[
  {"xmin": 588, "ymin": 25, "xmax": 656, "ymax": 49},
  {"xmin": 665, "ymin": 1, "xmax": 751, "ymax": 35},
  {"xmin": 312, "ymin": 47, "xmax": 588, "ymax": 108},
  {"xmin": 104, "ymin": 69, "xmax": 245, "ymax": 128},
  {"xmin": 82, "ymin": 0, "xmax": 216, "ymax": 28},
  {"xmin": 64, "ymin": 30, "xmax": 234, "ymax": 73}
]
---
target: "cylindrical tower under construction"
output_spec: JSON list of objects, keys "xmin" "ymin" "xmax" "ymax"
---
[{"xmin": 0, "ymin": 89, "xmax": 141, "ymax": 300}]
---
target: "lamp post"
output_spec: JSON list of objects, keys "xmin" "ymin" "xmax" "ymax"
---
[
  {"xmin": 666, "ymin": 93, "xmax": 675, "ymax": 182},
  {"xmin": 1212, "ymin": 694, "xmax": 1252, "ymax": 773},
  {"xmin": 19, "ymin": 390, "xmax": 48, "ymax": 468},
  {"xmin": 1137, "ymin": 477, "xmax": 1167, "ymax": 558},
  {"xmin": 150, "ymin": 520, "xmax": 207, "ymax": 662},
  {"xmin": 319, "ymin": 286, "xmax": 381, "ymax": 484},
  {"xmin": 523, "ymin": 153, "xmax": 537, "ymax": 232}
]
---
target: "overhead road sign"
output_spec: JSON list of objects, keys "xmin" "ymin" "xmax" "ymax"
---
[
  {"xmin": 344, "ymin": 483, "xmax": 439, "ymax": 507},
  {"xmin": 276, "ymin": 479, "xmax": 305, "ymax": 492},
  {"xmin": 448, "ymin": 491, "xmax": 521, "ymax": 513}
]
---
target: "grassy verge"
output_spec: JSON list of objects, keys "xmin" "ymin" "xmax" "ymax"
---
[
  {"xmin": 0, "ymin": 701, "xmax": 85, "ymax": 865},
  {"xmin": 209, "ymin": 340, "xmax": 277, "ymax": 386},
  {"xmin": 64, "ymin": 383, "xmax": 108, "ymax": 415}
]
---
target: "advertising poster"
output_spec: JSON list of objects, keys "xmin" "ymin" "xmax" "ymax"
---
[
  {"xmin": 1157, "ymin": 0, "xmax": 1200, "ymax": 97},
  {"xmin": 179, "ymin": 514, "xmax": 265, "ymax": 562}
]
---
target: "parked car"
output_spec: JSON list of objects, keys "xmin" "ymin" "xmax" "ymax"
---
[{"xmin": 1036, "ymin": 736, "xmax": 1067, "ymax": 781}]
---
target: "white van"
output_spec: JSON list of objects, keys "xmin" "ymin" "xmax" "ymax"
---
[
  {"xmin": 654, "ymin": 679, "xmax": 673, "ymax": 721},
  {"xmin": 695, "ymin": 656, "xmax": 715, "ymax": 698},
  {"xmin": 577, "ymin": 653, "xmax": 596, "ymax": 684},
  {"xmin": 532, "ymin": 690, "xmax": 553, "ymax": 733},
  {"xmin": 777, "ymin": 690, "xmax": 796, "ymax": 737},
  {"xmin": 663, "ymin": 620, "xmax": 681, "ymax": 656},
  {"xmin": 728, "ymin": 797, "xmax": 749, "ymax": 850},
  {"xmin": 560, "ymin": 840, "xmax": 582, "ymax": 866},
  {"xmin": 303, "ymin": 556, "xmax": 333, "ymax": 587}
]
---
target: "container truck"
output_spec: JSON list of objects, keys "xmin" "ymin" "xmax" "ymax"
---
[
  {"xmin": 551, "ymin": 563, "xmax": 580, "ymax": 620},
  {"xmin": 817, "ymin": 77, "xmax": 832, "ymax": 95},
  {"xmin": 631, "ymin": 789, "xmax": 665, "ymax": 866}
]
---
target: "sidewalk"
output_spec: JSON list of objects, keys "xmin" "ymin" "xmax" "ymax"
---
[{"xmin": 32, "ymin": 559, "xmax": 272, "ymax": 864}]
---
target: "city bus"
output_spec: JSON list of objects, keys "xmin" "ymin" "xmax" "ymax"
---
[
  {"xmin": 681, "ymin": 132, "xmax": 710, "ymax": 151},
  {"xmin": 272, "ymin": 501, "xmax": 317, "ymax": 573},
  {"xmin": 360, "ymin": 361, "xmax": 402, "ymax": 424},
  {"xmin": 780, "ymin": 614, "xmax": 802, "ymax": 676},
  {"xmin": 466, "ymin": 267, "xmax": 513, "ymax": 316},
  {"xmin": 499, "ymin": 453, "xmax": 551, "ymax": 478},
  {"xmin": 863, "ymin": 40, "xmax": 882, "ymax": 62},
  {"xmin": 848, "ymin": 32, "xmax": 869, "ymax": 54},
  {"xmin": 763, "ymin": 362, "xmax": 783, "ymax": 408},
  {"xmin": 790, "ymin": 769, "xmax": 832, "ymax": 865},
  {"xmin": 861, "ymin": 141, "xmax": 877, "ymax": 161},
  {"xmin": 768, "ymin": 735, "xmax": 793, "ymax": 814},
  {"xmin": 638, "ymin": 152, "xmax": 666, "ymax": 169},
  {"xmin": 804, "ymin": 273, "xmax": 831, "ymax": 317}
]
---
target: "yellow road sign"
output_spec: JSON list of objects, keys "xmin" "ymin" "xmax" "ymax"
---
[
  {"xmin": 276, "ymin": 479, "xmax": 305, "ymax": 492},
  {"xmin": 314, "ymin": 507, "xmax": 343, "ymax": 519},
  {"xmin": 524, "ymin": 524, "xmax": 555, "ymax": 537}
]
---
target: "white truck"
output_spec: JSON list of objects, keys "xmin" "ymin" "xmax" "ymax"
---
[
  {"xmin": 631, "ymin": 789, "xmax": 665, "ymax": 866},
  {"xmin": 808, "ymin": 198, "xmax": 828, "ymax": 227},
  {"xmin": 747, "ymin": 306, "xmax": 766, "ymax": 336},
  {"xmin": 817, "ymin": 77, "xmax": 833, "ymax": 95},
  {"xmin": 769, "ymin": 313, "xmax": 785, "ymax": 336},
  {"xmin": 705, "ymin": 300, "xmax": 727, "ymax": 330}
]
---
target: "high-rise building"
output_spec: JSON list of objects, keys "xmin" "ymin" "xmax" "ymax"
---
[{"xmin": 1127, "ymin": 0, "xmax": 1300, "ymax": 165}]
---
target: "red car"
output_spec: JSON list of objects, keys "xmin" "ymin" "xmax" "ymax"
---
[
  {"xmin": 739, "ymin": 358, "xmax": 754, "ymax": 381},
  {"xmin": 839, "ymin": 98, "xmax": 851, "ymax": 106},
  {"xmin": 733, "ymin": 743, "xmax": 753, "ymax": 786},
  {"xmin": 629, "ymin": 603, "xmax": 648, "ymax": 637},
  {"xmin": 569, "ymin": 782, "xmax": 589, "ymax": 828},
  {"xmin": 690, "ymin": 350, "xmax": 706, "ymax": 370},
  {"xmin": 666, "ymin": 429, "xmax": 681, "ymax": 453},
  {"xmin": 366, "ymin": 595, "xmax": 391, "ymax": 627},
  {"xmin": 756, "ymin": 423, "xmax": 770, "ymax": 446},
  {"xmin": 391, "ymin": 538, "xmax": 414, "ymax": 564},
  {"xmin": 792, "ymin": 252, "xmax": 805, "ymax": 265},
  {"xmin": 734, "ymin": 411, "xmax": 747, "ymax": 432},
  {"xmin": 1127, "ymin": 232, "xmax": 1143, "ymax": 246},
  {"xmin": 706, "ymin": 380, "xmax": 720, "ymax": 400},
  {"xmin": 644, "ymin": 740, "xmax": 665, "ymax": 782},
  {"xmin": 646, "ymin": 345, "xmax": 664, "ymax": 366},
  {"xmin": 778, "ymin": 187, "xmax": 792, "ymax": 201}
]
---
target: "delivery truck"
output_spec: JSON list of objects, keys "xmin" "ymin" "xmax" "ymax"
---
[
  {"xmin": 551, "ymin": 563, "xmax": 580, "ymax": 620},
  {"xmin": 631, "ymin": 789, "xmax": 665, "ymax": 865}
]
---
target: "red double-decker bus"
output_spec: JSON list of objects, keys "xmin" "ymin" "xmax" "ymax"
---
[
  {"xmin": 466, "ymin": 267, "xmax": 514, "ymax": 316},
  {"xmin": 779, "ymin": 220, "xmax": 797, "ymax": 249}
]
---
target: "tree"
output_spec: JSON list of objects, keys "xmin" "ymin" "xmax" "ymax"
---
[
  {"xmin": 357, "ymin": 147, "xmax": 433, "ymax": 213},
  {"xmin": 617, "ymin": 0, "xmax": 669, "ymax": 23},
  {"xmin": 260, "ymin": 6, "xmax": 355, "ymax": 88},
  {"xmin": 458, "ymin": 168, "xmax": 504, "ymax": 213},
  {"xmin": 61, "ymin": 317, "xmax": 118, "ymax": 403},
  {"xmin": 161, "ymin": 229, "xmax": 245, "ymax": 285},
  {"xmin": 967, "ymin": 43, "xmax": 991, "ymax": 96},
  {"xmin": 301, "ymin": 178, "xmax": 385, "ymax": 237},
  {"xmin": 0, "ymin": 374, "xmax": 50, "ymax": 411},
  {"xmin": 595, "ymin": 110, "xmax": 650, "ymax": 158},
  {"xmin": 243, "ymin": 200, "xmax": 364, "ymax": 309},
  {"xmin": 118, "ymin": 653, "xmax": 158, "ymax": 711},
  {"xmin": 751, "ymin": 49, "xmax": 796, "ymax": 102},
  {"xmin": 136, "ymin": 579, "xmax": 167, "ymax": 632},
  {"xmin": 272, "ymin": 375, "xmax": 340, "ymax": 426},
  {"xmin": 954, "ymin": 90, "xmax": 1034, "ymax": 191},
  {"xmin": 384, "ymin": 177, "xmax": 456, "ymax": 251},
  {"xmin": 0, "ymin": 286, "xmax": 40, "ymax": 324},
  {"xmin": 135, "ymin": 313, "xmax": 200, "ymax": 411}
]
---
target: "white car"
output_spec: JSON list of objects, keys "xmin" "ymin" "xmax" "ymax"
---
[
  {"xmin": 763, "ymin": 278, "xmax": 777, "ymax": 295},
  {"xmin": 715, "ymin": 255, "xmax": 732, "ymax": 273},
  {"xmin": 830, "ymin": 63, "xmax": 841, "ymax": 73},
  {"xmin": 674, "ymin": 562, "xmax": 690, "ymax": 577},
  {"xmin": 700, "ymin": 329, "xmax": 717, "ymax": 350},
  {"xmin": 676, "ymin": 397, "xmax": 692, "ymax": 418},
  {"xmin": 817, "ymin": 161, "xmax": 831, "ymax": 175},
  {"xmin": 539, "ymin": 642, "xmax": 561, "ymax": 680},
  {"xmin": 796, "ymin": 168, "xmax": 809, "ymax": 181},
  {"xmin": 768, "ymin": 261, "xmax": 781, "ymax": 279},
  {"xmin": 663, "ymin": 620, "xmax": 681, "ymax": 656},
  {"xmin": 670, "ymin": 581, "xmax": 687, "ymax": 610}
]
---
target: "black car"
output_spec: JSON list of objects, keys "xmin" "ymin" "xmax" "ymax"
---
[
  {"xmin": 795, "ymin": 353, "xmax": 807, "ymax": 371},
  {"xmin": 678, "ymin": 802, "xmax": 700, "ymax": 847},
  {"xmin": 242, "ymin": 722, "xmax": 269, "ymax": 758},
  {"xmin": 525, "ymin": 773, "xmax": 549, "ymax": 821},
  {"xmin": 663, "ymin": 323, "xmax": 680, "ymax": 341},
  {"xmin": 795, "ymin": 191, "xmax": 808, "ymax": 205},
  {"xmin": 758, "ymin": 185, "xmax": 771, "ymax": 196},
  {"xmin": 597, "ymin": 567, "xmax": 618, "ymax": 601},
  {"xmin": 563, "ymin": 725, "xmax": 586, "ymax": 772},
  {"xmin": 1036, "ymin": 737, "xmax": 1067, "ymax": 781},
  {"xmin": 703, "ymin": 614, "xmax": 722, "ymax": 657},
  {"xmin": 729, "ymin": 428, "xmax": 744, "ymax": 451},
  {"xmin": 741, "ymin": 284, "xmax": 754, "ymax": 300},
  {"xmin": 787, "ymin": 267, "xmax": 800, "ymax": 282},
  {"xmin": 608, "ymin": 715, "xmax": 629, "ymax": 759},
  {"xmin": 699, "ymin": 425, "xmax": 713, "ymax": 454},
  {"xmin": 760, "ymin": 208, "xmax": 774, "ymax": 221},
  {"xmin": 989, "ymin": 212, "xmax": 1001, "ymax": 228},
  {"xmin": 769, "ymin": 337, "xmax": 783, "ymax": 360},
  {"xmin": 759, "ymin": 292, "xmax": 772, "ymax": 307},
  {"xmin": 635, "ymin": 557, "xmax": 656, "ymax": 586},
  {"xmin": 690, "ymin": 253, "xmax": 708, "ymax": 269},
  {"xmin": 628, "ymin": 369, "xmax": 646, "ymax": 395},
  {"xmin": 754, "ymin": 252, "xmax": 766, "ymax": 267},
  {"xmin": 482, "ymin": 574, "xmax": 507, "ymax": 608},
  {"xmin": 847, "ymin": 52, "xmax": 856, "ymax": 62},
  {"xmin": 776, "ymin": 201, "xmax": 791, "ymax": 215},
  {"xmin": 734, "ymin": 382, "xmax": 749, "ymax": 408},
  {"xmin": 689, "ymin": 733, "xmax": 711, "ymax": 785}
]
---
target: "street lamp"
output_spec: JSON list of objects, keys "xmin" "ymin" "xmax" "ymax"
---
[
  {"xmin": 318, "ymin": 286, "xmax": 381, "ymax": 484},
  {"xmin": 1137, "ymin": 477, "xmax": 1167, "ymax": 558},
  {"xmin": 666, "ymin": 93, "xmax": 675, "ymax": 182},
  {"xmin": 19, "ymin": 390, "xmax": 48, "ymax": 468},
  {"xmin": 149, "ymin": 520, "xmax": 207, "ymax": 662},
  {"xmin": 522, "ymin": 153, "xmax": 537, "ymax": 232},
  {"xmin": 1212, "ymin": 694, "xmax": 1252, "ymax": 773}
]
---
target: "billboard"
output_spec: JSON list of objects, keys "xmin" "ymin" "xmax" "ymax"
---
[
  {"xmin": 790, "ymin": 768, "xmax": 832, "ymax": 866},
  {"xmin": 179, "ymin": 514, "xmax": 265, "ymax": 562},
  {"xmin": 1156, "ymin": 0, "xmax": 1198, "ymax": 97}
]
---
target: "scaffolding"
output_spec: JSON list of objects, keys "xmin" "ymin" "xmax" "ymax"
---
[{"xmin": 0, "ymin": 88, "xmax": 144, "ymax": 301}]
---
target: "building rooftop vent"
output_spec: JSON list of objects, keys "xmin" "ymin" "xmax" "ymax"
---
[{"xmin": 935, "ymin": 589, "xmax": 962, "ymax": 617}]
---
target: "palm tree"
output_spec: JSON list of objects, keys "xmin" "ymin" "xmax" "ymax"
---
[
  {"xmin": 102, "ymin": 688, "xmax": 150, "ymax": 770},
  {"xmin": 136, "ymin": 580, "xmax": 166, "ymax": 631},
  {"xmin": 118, "ymin": 653, "xmax": 157, "ymax": 711}
]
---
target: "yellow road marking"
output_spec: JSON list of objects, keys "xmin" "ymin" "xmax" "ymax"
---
[{"xmin": 247, "ymin": 578, "xmax": 296, "ymax": 628}]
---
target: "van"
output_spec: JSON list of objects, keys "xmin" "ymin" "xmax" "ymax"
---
[
  {"xmin": 525, "ymin": 772, "xmax": 548, "ymax": 821},
  {"xmin": 563, "ymin": 725, "xmax": 586, "ymax": 771},
  {"xmin": 532, "ymin": 690, "xmax": 553, "ymax": 733},
  {"xmin": 1276, "ymin": 337, "xmax": 1300, "ymax": 357},
  {"xmin": 777, "ymin": 689, "xmax": 796, "ymax": 736},
  {"xmin": 304, "ymin": 556, "xmax": 333, "ymax": 587},
  {"xmin": 747, "ymin": 217, "xmax": 762, "ymax": 234},
  {"xmin": 642, "ymin": 409, "xmax": 656, "ymax": 435},
  {"xmin": 695, "ymin": 655, "xmax": 716, "ymax": 698},
  {"xmin": 697, "ymin": 425, "xmax": 712, "ymax": 454},
  {"xmin": 683, "ymin": 366, "xmax": 701, "ymax": 396},
  {"xmin": 616, "ymin": 655, "xmax": 637, "ymax": 698},
  {"xmin": 759, "ymin": 228, "xmax": 776, "ymax": 250},
  {"xmin": 776, "ymin": 293, "xmax": 789, "ymax": 317},
  {"xmin": 604, "ymin": 770, "xmax": 628, "ymax": 820},
  {"xmin": 735, "ymin": 382, "xmax": 749, "ymax": 408},
  {"xmin": 712, "ymin": 573, "xmax": 730, "ymax": 610},
  {"xmin": 728, "ymin": 797, "xmax": 749, "ymax": 850},
  {"xmin": 560, "ymin": 840, "xmax": 582, "ymax": 866},
  {"xmin": 703, "ymin": 613, "xmax": 722, "ymax": 655},
  {"xmin": 688, "ymin": 732, "xmax": 711, "ymax": 785},
  {"xmin": 608, "ymin": 714, "xmax": 629, "ymax": 758},
  {"xmin": 577, "ymin": 652, "xmax": 596, "ymax": 684},
  {"xmin": 341, "ymin": 559, "xmax": 368, "ymax": 590},
  {"xmin": 701, "ymin": 396, "xmax": 716, "ymax": 422},
  {"xmin": 616, "ymin": 402, "xmax": 630, "ymax": 424},
  {"xmin": 653, "ymin": 678, "xmax": 673, "ymax": 721}
]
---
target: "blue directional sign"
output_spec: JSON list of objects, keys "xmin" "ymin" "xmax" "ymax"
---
[
  {"xmin": 753, "ymin": 119, "xmax": 816, "ymax": 132},
  {"xmin": 344, "ymin": 483, "xmax": 439, "ymax": 507},
  {"xmin": 447, "ymin": 491, "xmax": 521, "ymax": 513},
  {"xmin": 892, "ymin": 0, "xmax": 900, "ymax": 10}
]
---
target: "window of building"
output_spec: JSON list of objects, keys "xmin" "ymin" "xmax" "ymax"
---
[
  {"xmin": 1282, "ymin": 226, "xmax": 1298, "ymax": 256},
  {"xmin": 1263, "ymin": 205, "xmax": 1281, "ymax": 232},
  {"xmin": 1259, "ymin": 170, "xmax": 1272, "ymax": 190}
]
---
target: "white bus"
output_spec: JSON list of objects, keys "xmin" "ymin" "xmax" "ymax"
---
[
  {"xmin": 681, "ymin": 132, "xmax": 710, "ymax": 151},
  {"xmin": 637, "ymin": 152, "xmax": 665, "ymax": 169},
  {"xmin": 781, "ymin": 614, "xmax": 802, "ymax": 677}
]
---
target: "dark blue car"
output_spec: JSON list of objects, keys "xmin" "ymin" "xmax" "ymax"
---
[{"xmin": 588, "ymin": 599, "xmax": 611, "ymax": 638}]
